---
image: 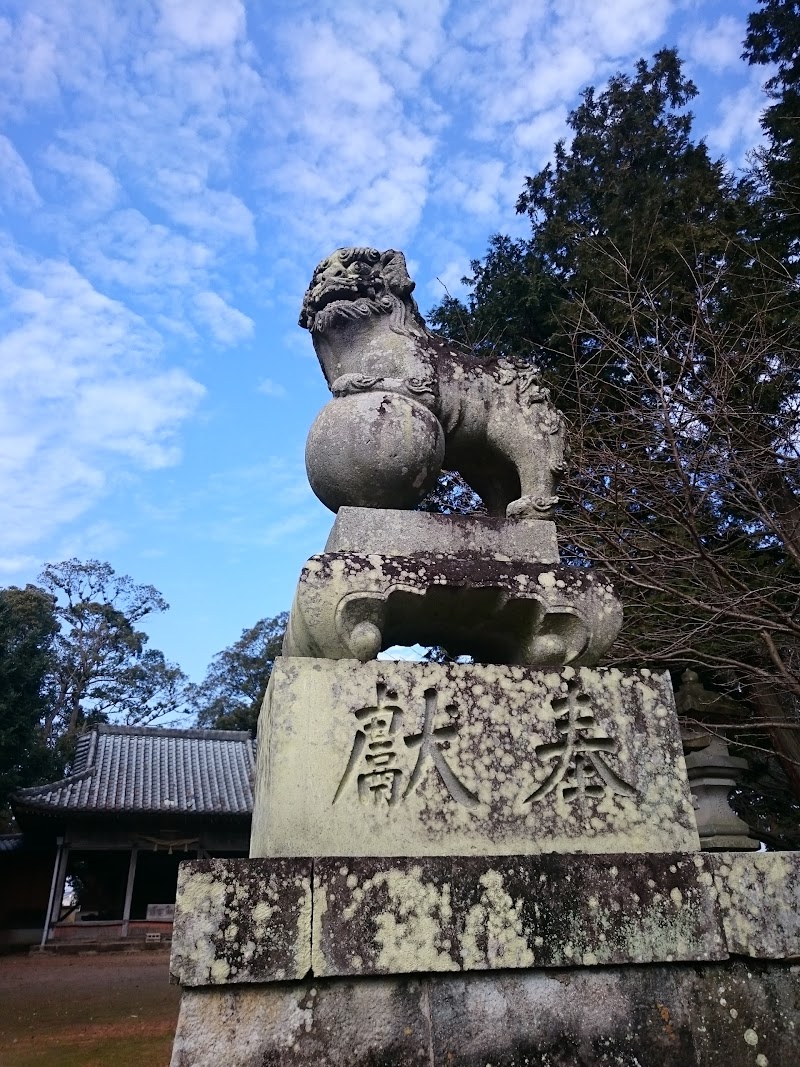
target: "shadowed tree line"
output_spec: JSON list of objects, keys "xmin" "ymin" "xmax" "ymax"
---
[
  {"xmin": 0, "ymin": 556, "xmax": 287, "ymax": 824},
  {"xmin": 0, "ymin": 560, "xmax": 188, "ymax": 819},
  {"xmin": 190, "ymin": 613, "xmax": 287, "ymax": 732}
]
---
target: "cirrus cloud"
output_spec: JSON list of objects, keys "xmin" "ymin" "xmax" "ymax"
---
[{"xmin": 0, "ymin": 245, "xmax": 204, "ymax": 555}]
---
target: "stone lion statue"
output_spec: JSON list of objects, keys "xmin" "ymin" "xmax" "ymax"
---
[{"xmin": 300, "ymin": 246, "xmax": 565, "ymax": 519}]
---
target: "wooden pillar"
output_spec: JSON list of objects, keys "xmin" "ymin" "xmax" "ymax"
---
[
  {"xmin": 40, "ymin": 838, "xmax": 69, "ymax": 948},
  {"xmin": 121, "ymin": 846, "xmax": 138, "ymax": 938}
]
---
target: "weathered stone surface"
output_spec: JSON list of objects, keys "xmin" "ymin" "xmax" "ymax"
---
[
  {"xmin": 432, "ymin": 960, "xmax": 800, "ymax": 1067},
  {"xmin": 170, "ymin": 858, "xmax": 312, "ymax": 986},
  {"xmin": 171, "ymin": 960, "xmax": 800, "ymax": 1066},
  {"xmin": 306, "ymin": 391, "xmax": 445, "ymax": 512},
  {"xmin": 282, "ymin": 554, "xmax": 622, "ymax": 666},
  {"xmin": 430, "ymin": 967, "xmax": 698, "ymax": 1066},
  {"xmin": 325, "ymin": 507, "xmax": 560, "ymax": 564},
  {"xmin": 680, "ymin": 960, "xmax": 800, "ymax": 1067},
  {"xmin": 171, "ymin": 977, "xmax": 432, "ymax": 1066},
  {"xmin": 169, "ymin": 852, "xmax": 800, "ymax": 989},
  {"xmin": 312, "ymin": 854, "xmax": 725, "ymax": 978},
  {"xmin": 710, "ymin": 851, "xmax": 800, "ymax": 959},
  {"xmin": 682, "ymin": 735, "xmax": 758, "ymax": 851},
  {"xmin": 250, "ymin": 659, "xmax": 699, "ymax": 858},
  {"xmin": 300, "ymin": 247, "xmax": 566, "ymax": 519}
]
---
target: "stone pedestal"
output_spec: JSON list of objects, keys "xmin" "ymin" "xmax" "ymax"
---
[
  {"xmin": 169, "ymin": 852, "xmax": 800, "ymax": 1066},
  {"xmin": 170, "ymin": 247, "xmax": 797, "ymax": 1065},
  {"xmin": 283, "ymin": 509, "xmax": 622, "ymax": 666},
  {"xmin": 250, "ymin": 659, "xmax": 698, "ymax": 858},
  {"xmin": 324, "ymin": 507, "xmax": 560, "ymax": 562},
  {"xmin": 172, "ymin": 961, "xmax": 800, "ymax": 1067}
]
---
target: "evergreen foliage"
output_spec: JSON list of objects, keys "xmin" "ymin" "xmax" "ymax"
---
[
  {"xmin": 0, "ymin": 559, "xmax": 187, "ymax": 820},
  {"xmin": 0, "ymin": 585, "xmax": 60, "ymax": 816},
  {"xmin": 190, "ymin": 613, "xmax": 288, "ymax": 734},
  {"xmin": 37, "ymin": 559, "xmax": 187, "ymax": 749},
  {"xmin": 428, "ymin": 43, "xmax": 800, "ymax": 843},
  {"xmin": 744, "ymin": 0, "xmax": 800, "ymax": 255}
]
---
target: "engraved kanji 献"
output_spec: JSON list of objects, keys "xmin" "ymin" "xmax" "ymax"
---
[
  {"xmin": 333, "ymin": 683, "xmax": 478, "ymax": 808},
  {"xmin": 403, "ymin": 687, "xmax": 478, "ymax": 807},
  {"xmin": 522, "ymin": 679, "xmax": 635, "ymax": 807},
  {"xmin": 333, "ymin": 682, "xmax": 404, "ymax": 805}
]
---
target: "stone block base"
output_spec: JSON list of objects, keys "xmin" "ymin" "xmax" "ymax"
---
[
  {"xmin": 171, "ymin": 959, "xmax": 800, "ymax": 1066},
  {"xmin": 251, "ymin": 660, "xmax": 699, "ymax": 858},
  {"xmin": 171, "ymin": 853, "xmax": 800, "ymax": 986}
]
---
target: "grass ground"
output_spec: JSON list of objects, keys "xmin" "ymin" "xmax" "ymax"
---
[{"xmin": 0, "ymin": 949, "xmax": 181, "ymax": 1067}]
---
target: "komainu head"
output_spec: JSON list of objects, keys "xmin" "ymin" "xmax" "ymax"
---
[{"xmin": 299, "ymin": 247, "xmax": 427, "ymax": 335}]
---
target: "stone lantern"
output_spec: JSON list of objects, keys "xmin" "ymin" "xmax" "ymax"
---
[{"xmin": 676, "ymin": 669, "xmax": 759, "ymax": 851}]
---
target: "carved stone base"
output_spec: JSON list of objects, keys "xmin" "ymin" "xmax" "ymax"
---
[
  {"xmin": 169, "ymin": 852, "xmax": 800, "ymax": 1066},
  {"xmin": 171, "ymin": 961, "xmax": 800, "ymax": 1066},
  {"xmin": 250, "ymin": 659, "xmax": 699, "ymax": 858},
  {"xmin": 324, "ymin": 507, "xmax": 560, "ymax": 563},
  {"xmin": 170, "ymin": 853, "xmax": 800, "ymax": 988},
  {"xmin": 283, "ymin": 552, "xmax": 623, "ymax": 665}
]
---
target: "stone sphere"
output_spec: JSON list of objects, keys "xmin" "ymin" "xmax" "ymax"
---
[{"xmin": 305, "ymin": 391, "xmax": 445, "ymax": 512}]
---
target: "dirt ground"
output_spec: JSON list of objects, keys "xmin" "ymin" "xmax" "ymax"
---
[{"xmin": 0, "ymin": 949, "xmax": 182, "ymax": 1067}]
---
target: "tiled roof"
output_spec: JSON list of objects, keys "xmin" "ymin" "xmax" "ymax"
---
[
  {"xmin": 13, "ymin": 725, "xmax": 255, "ymax": 816},
  {"xmin": 0, "ymin": 834, "xmax": 25, "ymax": 853}
]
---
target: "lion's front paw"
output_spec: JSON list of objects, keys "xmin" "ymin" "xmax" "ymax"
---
[
  {"xmin": 507, "ymin": 495, "xmax": 559, "ymax": 519},
  {"xmin": 331, "ymin": 373, "xmax": 381, "ymax": 396}
]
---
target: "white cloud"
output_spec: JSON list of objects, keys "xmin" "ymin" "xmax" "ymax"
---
[
  {"xmin": 0, "ymin": 12, "xmax": 60, "ymax": 115},
  {"xmin": 257, "ymin": 377, "xmax": 287, "ymax": 398},
  {"xmin": 0, "ymin": 0, "xmax": 263, "ymax": 254},
  {"xmin": 0, "ymin": 554, "xmax": 40, "ymax": 576},
  {"xmin": 73, "ymin": 370, "xmax": 204, "ymax": 467},
  {"xmin": 684, "ymin": 15, "xmax": 746, "ymax": 75},
  {"xmin": 43, "ymin": 146, "xmax": 119, "ymax": 214},
  {"xmin": 153, "ymin": 170, "xmax": 256, "ymax": 247},
  {"xmin": 0, "ymin": 247, "xmax": 205, "ymax": 554},
  {"xmin": 705, "ymin": 72, "xmax": 766, "ymax": 164},
  {"xmin": 259, "ymin": 11, "xmax": 441, "ymax": 250},
  {"xmin": 438, "ymin": 0, "xmax": 673, "ymax": 142},
  {"xmin": 513, "ymin": 107, "xmax": 572, "ymax": 158},
  {"xmin": 77, "ymin": 210, "xmax": 213, "ymax": 293},
  {"xmin": 428, "ymin": 258, "xmax": 473, "ymax": 302},
  {"xmin": 581, "ymin": 0, "xmax": 672, "ymax": 56},
  {"xmin": 157, "ymin": 0, "xmax": 246, "ymax": 52},
  {"xmin": 443, "ymin": 160, "xmax": 510, "ymax": 219},
  {"xmin": 317, "ymin": 0, "xmax": 449, "ymax": 86},
  {"xmin": 0, "ymin": 134, "xmax": 40, "ymax": 209},
  {"xmin": 54, "ymin": 520, "xmax": 124, "ymax": 562},
  {"xmin": 194, "ymin": 290, "xmax": 254, "ymax": 344}
]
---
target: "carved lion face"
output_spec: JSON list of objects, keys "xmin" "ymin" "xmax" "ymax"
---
[{"xmin": 299, "ymin": 247, "xmax": 421, "ymax": 333}]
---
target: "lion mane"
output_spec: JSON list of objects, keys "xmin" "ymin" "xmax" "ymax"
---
[
  {"xmin": 300, "ymin": 245, "xmax": 567, "ymax": 523},
  {"xmin": 299, "ymin": 247, "xmax": 427, "ymax": 337}
]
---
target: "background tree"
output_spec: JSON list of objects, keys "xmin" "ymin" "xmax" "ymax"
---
[
  {"xmin": 428, "ymin": 44, "xmax": 800, "ymax": 843},
  {"xmin": 37, "ymin": 559, "xmax": 188, "ymax": 752},
  {"xmin": 559, "ymin": 251, "xmax": 799, "ymax": 830},
  {"xmin": 0, "ymin": 585, "xmax": 60, "ymax": 822},
  {"xmin": 430, "ymin": 233, "xmax": 559, "ymax": 360},
  {"xmin": 431, "ymin": 50, "xmax": 757, "ymax": 375},
  {"xmin": 744, "ymin": 0, "xmax": 800, "ymax": 256},
  {"xmin": 190, "ymin": 613, "xmax": 288, "ymax": 733}
]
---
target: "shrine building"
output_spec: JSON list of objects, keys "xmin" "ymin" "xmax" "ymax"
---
[{"xmin": 8, "ymin": 724, "xmax": 254, "ymax": 948}]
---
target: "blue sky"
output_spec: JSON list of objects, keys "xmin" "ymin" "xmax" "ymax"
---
[{"xmin": 0, "ymin": 0, "xmax": 770, "ymax": 685}]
